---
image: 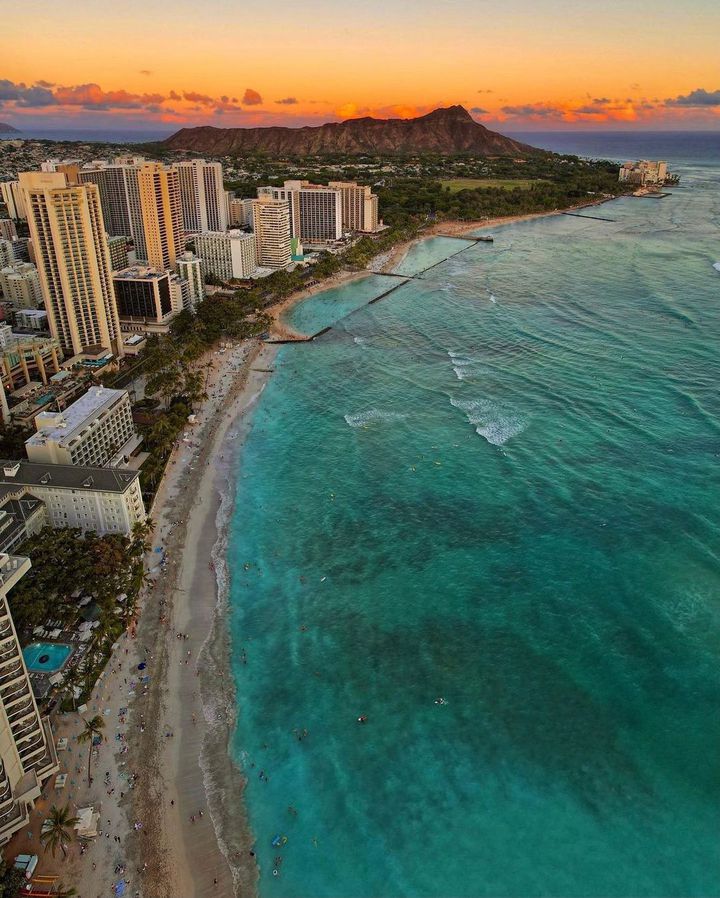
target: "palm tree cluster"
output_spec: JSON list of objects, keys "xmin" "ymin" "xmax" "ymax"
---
[{"xmin": 9, "ymin": 523, "xmax": 152, "ymax": 637}]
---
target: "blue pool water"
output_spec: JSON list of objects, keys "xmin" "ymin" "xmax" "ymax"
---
[
  {"xmin": 225, "ymin": 144, "xmax": 720, "ymax": 896},
  {"xmin": 23, "ymin": 642, "xmax": 72, "ymax": 673}
]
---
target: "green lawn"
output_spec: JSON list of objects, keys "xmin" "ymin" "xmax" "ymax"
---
[{"xmin": 440, "ymin": 178, "xmax": 543, "ymax": 193}]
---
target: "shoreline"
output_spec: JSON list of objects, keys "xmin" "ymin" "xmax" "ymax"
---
[
  {"xmin": 65, "ymin": 339, "xmax": 278, "ymax": 898},
  {"xmin": 268, "ymin": 268, "xmax": 372, "ymax": 339}
]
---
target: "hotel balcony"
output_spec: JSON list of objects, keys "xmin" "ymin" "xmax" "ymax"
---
[{"xmin": 0, "ymin": 798, "xmax": 29, "ymax": 847}]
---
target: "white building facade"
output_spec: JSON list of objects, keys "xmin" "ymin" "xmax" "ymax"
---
[
  {"xmin": 174, "ymin": 160, "xmax": 228, "ymax": 233},
  {"xmin": 25, "ymin": 386, "xmax": 139, "ymax": 467},
  {"xmin": 194, "ymin": 231, "xmax": 257, "ymax": 280},
  {"xmin": 0, "ymin": 461, "xmax": 146, "ymax": 536}
]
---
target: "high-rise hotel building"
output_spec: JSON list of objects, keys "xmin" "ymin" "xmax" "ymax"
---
[
  {"xmin": 0, "ymin": 182, "xmax": 27, "ymax": 222},
  {"xmin": 174, "ymin": 160, "xmax": 227, "ymax": 234},
  {"xmin": 258, "ymin": 181, "xmax": 342, "ymax": 244},
  {"xmin": 251, "ymin": 198, "xmax": 292, "ymax": 269},
  {"xmin": 138, "ymin": 164, "xmax": 184, "ymax": 272},
  {"xmin": 194, "ymin": 231, "xmax": 257, "ymax": 281},
  {"xmin": 19, "ymin": 172, "xmax": 124, "ymax": 359},
  {"xmin": 78, "ymin": 162, "xmax": 147, "ymax": 259},
  {"xmin": 0, "ymin": 552, "xmax": 58, "ymax": 846},
  {"xmin": 328, "ymin": 181, "xmax": 381, "ymax": 233}
]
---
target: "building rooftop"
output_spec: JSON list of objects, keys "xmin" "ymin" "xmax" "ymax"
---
[
  {"xmin": 113, "ymin": 266, "xmax": 167, "ymax": 282},
  {"xmin": 0, "ymin": 460, "xmax": 140, "ymax": 493},
  {"xmin": 26, "ymin": 386, "xmax": 127, "ymax": 449}
]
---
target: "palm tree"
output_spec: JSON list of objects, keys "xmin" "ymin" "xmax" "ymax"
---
[
  {"xmin": 40, "ymin": 804, "xmax": 79, "ymax": 858},
  {"xmin": 77, "ymin": 715, "xmax": 105, "ymax": 786}
]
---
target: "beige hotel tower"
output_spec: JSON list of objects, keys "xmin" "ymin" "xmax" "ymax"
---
[
  {"xmin": 138, "ymin": 163, "xmax": 185, "ymax": 271},
  {"xmin": 20, "ymin": 171, "xmax": 124, "ymax": 358}
]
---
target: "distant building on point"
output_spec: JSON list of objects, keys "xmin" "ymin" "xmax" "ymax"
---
[{"xmin": 618, "ymin": 160, "xmax": 677, "ymax": 187}]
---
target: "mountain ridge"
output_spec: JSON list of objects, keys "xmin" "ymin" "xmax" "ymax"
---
[
  {"xmin": 0, "ymin": 122, "xmax": 20, "ymax": 135},
  {"xmin": 162, "ymin": 106, "xmax": 537, "ymax": 156}
]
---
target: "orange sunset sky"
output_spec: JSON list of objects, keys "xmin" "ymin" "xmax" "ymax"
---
[{"xmin": 2, "ymin": 0, "xmax": 720, "ymax": 133}]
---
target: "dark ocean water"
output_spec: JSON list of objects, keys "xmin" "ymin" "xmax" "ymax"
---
[
  {"xmin": 508, "ymin": 130, "xmax": 720, "ymax": 166},
  {"xmin": 0, "ymin": 128, "xmax": 171, "ymax": 144}
]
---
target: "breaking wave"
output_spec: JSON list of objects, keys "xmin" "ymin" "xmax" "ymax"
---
[
  {"xmin": 344, "ymin": 409, "xmax": 408, "ymax": 427},
  {"xmin": 450, "ymin": 397, "xmax": 527, "ymax": 445}
]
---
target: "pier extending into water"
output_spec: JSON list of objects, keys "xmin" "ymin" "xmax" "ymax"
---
[
  {"xmin": 433, "ymin": 234, "xmax": 494, "ymax": 243},
  {"xmin": 562, "ymin": 211, "xmax": 616, "ymax": 222}
]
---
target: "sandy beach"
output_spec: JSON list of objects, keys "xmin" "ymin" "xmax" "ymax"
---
[{"xmin": 37, "ymin": 339, "xmax": 278, "ymax": 898}]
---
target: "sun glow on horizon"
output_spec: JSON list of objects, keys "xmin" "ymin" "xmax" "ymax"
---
[{"xmin": 2, "ymin": 0, "xmax": 719, "ymax": 132}]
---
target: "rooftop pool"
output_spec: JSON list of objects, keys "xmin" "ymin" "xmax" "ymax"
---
[{"xmin": 22, "ymin": 642, "xmax": 72, "ymax": 674}]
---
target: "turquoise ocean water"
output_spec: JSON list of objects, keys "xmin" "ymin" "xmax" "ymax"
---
[{"xmin": 225, "ymin": 152, "xmax": 720, "ymax": 897}]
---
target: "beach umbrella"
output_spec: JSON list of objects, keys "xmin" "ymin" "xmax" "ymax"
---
[{"xmin": 137, "ymin": 662, "xmax": 147, "ymax": 670}]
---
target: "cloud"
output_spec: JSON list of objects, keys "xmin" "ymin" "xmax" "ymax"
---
[
  {"xmin": 470, "ymin": 107, "xmax": 488, "ymax": 114},
  {"xmin": 52, "ymin": 83, "xmax": 166, "ymax": 110},
  {"xmin": 183, "ymin": 90, "xmax": 214, "ymax": 106},
  {"xmin": 0, "ymin": 79, "xmax": 57, "ymax": 107},
  {"xmin": 139, "ymin": 69, "xmax": 152, "ymax": 76},
  {"xmin": 34, "ymin": 79, "xmax": 55, "ymax": 89},
  {"xmin": 500, "ymin": 103, "xmax": 563, "ymax": 118},
  {"xmin": 574, "ymin": 105, "xmax": 609, "ymax": 115},
  {"xmin": 665, "ymin": 87, "xmax": 720, "ymax": 107},
  {"xmin": 243, "ymin": 88, "xmax": 263, "ymax": 106},
  {"xmin": 276, "ymin": 97, "xmax": 298, "ymax": 105}
]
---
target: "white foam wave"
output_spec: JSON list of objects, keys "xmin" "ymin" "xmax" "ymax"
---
[
  {"xmin": 453, "ymin": 366, "xmax": 475, "ymax": 381},
  {"xmin": 353, "ymin": 336, "xmax": 366, "ymax": 345},
  {"xmin": 489, "ymin": 293, "xmax": 497, "ymax": 304},
  {"xmin": 713, "ymin": 262, "xmax": 720, "ymax": 272},
  {"xmin": 450, "ymin": 397, "xmax": 527, "ymax": 445},
  {"xmin": 344, "ymin": 409, "xmax": 408, "ymax": 427}
]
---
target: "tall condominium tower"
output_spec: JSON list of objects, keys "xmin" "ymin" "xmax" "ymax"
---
[
  {"xmin": 258, "ymin": 181, "xmax": 342, "ymax": 243},
  {"xmin": 251, "ymin": 197, "xmax": 292, "ymax": 269},
  {"xmin": 0, "ymin": 182, "xmax": 26, "ymax": 221},
  {"xmin": 138, "ymin": 164, "xmax": 184, "ymax": 272},
  {"xmin": 328, "ymin": 181, "xmax": 381, "ymax": 233},
  {"xmin": 19, "ymin": 172, "xmax": 124, "ymax": 358},
  {"xmin": 174, "ymin": 160, "xmax": 228, "ymax": 234},
  {"xmin": 78, "ymin": 163, "xmax": 147, "ymax": 260},
  {"xmin": 0, "ymin": 552, "xmax": 58, "ymax": 846}
]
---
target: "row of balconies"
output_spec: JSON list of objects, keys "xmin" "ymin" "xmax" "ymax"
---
[{"xmin": 0, "ymin": 661, "xmax": 24, "ymax": 689}]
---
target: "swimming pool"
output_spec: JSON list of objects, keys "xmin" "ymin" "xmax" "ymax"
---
[{"xmin": 22, "ymin": 642, "xmax": 72, "ymax": 673}]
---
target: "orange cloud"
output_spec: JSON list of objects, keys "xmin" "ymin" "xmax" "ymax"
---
[{"xmin": 242, "ymin": 88, "xmax": 262, "ymax": 106}]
